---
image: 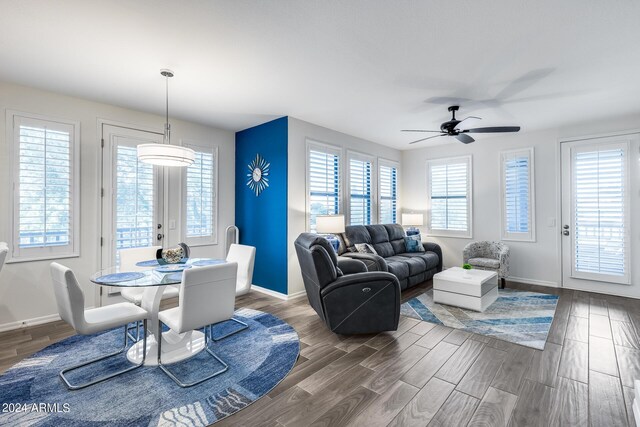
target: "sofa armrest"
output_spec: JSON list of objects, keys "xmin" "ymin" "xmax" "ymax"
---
[
  {"xmin": 337, "ymin": 257, "xmax": 368, "ymax": 275},
  {"xmin": 423, "ymin": 241, "xmax": 443, "ymax": 272},
  {"xmin": 339, "ymin": 252, "xmax": 388, "ymax": 272},
  {"xmin": 321, "ymin": 271, "xmax": 399, "ymax": 296}
]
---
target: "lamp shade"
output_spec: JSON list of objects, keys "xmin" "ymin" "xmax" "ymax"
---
[
  {"xmin": 316, "ymin": 215, "xmax": 345, "ymax": 234},
  {"xmin": 402, "ymin": 213, "xmax": 424, "ymax": 226},
  {"xmin": 137, "ymin": 143, "xmax": 195, "ymax": 167}
]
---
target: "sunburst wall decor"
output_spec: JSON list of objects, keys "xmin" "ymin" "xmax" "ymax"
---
[{"xmin": 246, "ymin": 153, "xmax": 270, "ymax": 196}]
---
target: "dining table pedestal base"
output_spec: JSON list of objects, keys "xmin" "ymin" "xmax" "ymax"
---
[{"xmin": 126, "ymin": 330, "xmax": 206, "ymax": 366}]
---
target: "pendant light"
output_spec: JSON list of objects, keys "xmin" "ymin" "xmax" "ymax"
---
[{"xmin": 137, "ymin": 69, "xmax": 195, "ymax": 167}]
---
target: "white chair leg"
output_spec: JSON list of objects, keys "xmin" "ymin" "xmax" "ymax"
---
[
  {"xmin": 157, "ymin": 321, "xmax": 228, "ymax": 388},
  {"xmin": 59, "ymin": 320, "xmax": 148, "ymax": 390}
]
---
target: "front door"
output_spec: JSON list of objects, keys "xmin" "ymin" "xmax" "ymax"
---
[
  {"xmin": 100, "ymin": 124, "xmax": 165, "ymax": 306},
  {"xmin": 561, "ymin": 135, "xmax": 635, "ymax": 292}
]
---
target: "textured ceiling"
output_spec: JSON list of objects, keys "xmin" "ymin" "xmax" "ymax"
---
[{"xmin": 1, "ymin": 0, "xmax": 639, "ymax": 149}]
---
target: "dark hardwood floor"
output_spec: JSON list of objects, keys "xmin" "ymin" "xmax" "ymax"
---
[{"xmin": 1, "ymin": 281, "xmax": 639, "ymax": 426}]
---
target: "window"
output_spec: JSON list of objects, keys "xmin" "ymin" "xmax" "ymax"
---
[
  {"xmin": 183, "ymin": 144, "xmax": 217, "ymax": 246},
  {"xmin": 348, "ymin": 153, "xmax": 373, "ymax": 225},
  {"xmin": 379, "ymin": 160, "xmax": 399, "ymax": 224},
  {"xmin": 307, "ymin": 143, "xmax": 341, "ymax": 232},
  {"xmin": 10, "ymin": 112, "xmax": 80, "ymax": 261},
  {"xmin": 572, "ymin": 142, "xmax": 629, "ymax": 284},
  {"xmin": 501, "ymin": 148, "xmax": 535, "ymax": 241},
  {"xmin": 427, "ymin": 156, "xmax": 472, "ymax": 238}
]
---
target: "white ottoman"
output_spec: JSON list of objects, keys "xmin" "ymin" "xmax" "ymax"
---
[{"xmin": 433, "ymin": 267, "xmax": 499, "ymax": 312}]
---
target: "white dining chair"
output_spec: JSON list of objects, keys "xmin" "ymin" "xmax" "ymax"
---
[
  {"xmin": 0, "ymin": 242, "xmax": 8, "ymax": 274},
  {"xmin": 226, "ymin": 244, "xmax": 256, "ymax": 296},
  {"xmin": 157, "ymin": 262, "xmax": 248, "ymax": 387},
  {"xmin": 119, "ymin": 246, "xmax": 179, "ymax": 341},
  {"xmin": 50, "ymin": 262, "xmax": 149, "ymax": 390}
]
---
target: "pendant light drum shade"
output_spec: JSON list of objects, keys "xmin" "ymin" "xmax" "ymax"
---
[
  {"xmin": 137, "ymin": 69, "xmax": 195, "ymax": 167},
  {"xmin": 137, "ymin": 143, "xmax": 195, "ymax": 167}
]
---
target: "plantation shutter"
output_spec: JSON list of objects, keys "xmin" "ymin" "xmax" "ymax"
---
[
  {"xmin": 572, "ymin": 144, "xmax": 628, "ymax": 283},
  {"xmin": 502, "ymin": 148, "xmax": 534, "ymax": 241},
  {"xmin": 379, "ymin": 163, "xmax": 398, "ymax": 224},
  {"xmin": 349, "ymin": 157, "xmax": 372, "ymax": 225},
  {"xmin": 308, "ymin": 147, "xmax": 341, "ymax": 232},
  {"xmin": 186, "ymin": 149, "xmax": 215, "ymax": 240},
  {"xmin": 428, "ymin": 157, "xmax": 471, "ymax": 237}
]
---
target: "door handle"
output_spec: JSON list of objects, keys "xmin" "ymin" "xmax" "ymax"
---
[
  {"xmin": 157, "ymin": 233, "xmax": 164, "ymax": 241},
  {"xmin": 562, "ymin": 230, "xmax": 569, "ymax": 236},
  {"xmin": 563, "ymin": 225, "xmax": 569, "ymax": 230}
]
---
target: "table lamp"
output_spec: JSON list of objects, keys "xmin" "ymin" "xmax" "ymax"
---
[
  {"xmin": 402, "ymin": 213, "xmax": 423, "ymax": 236},
  {"xmin": 316, "ymin": 215, "xmax": 345, "ymax": 252}
]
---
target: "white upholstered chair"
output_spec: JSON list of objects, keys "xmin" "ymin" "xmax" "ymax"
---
[
  {"xmin": 157, "ymin": 262, "xmax": 248, "ymax": 387},
  {"xmin": 119, "ymin": 246, "xmax": 179, "ymax": 341},
  {"xmin": 50, "ymin": 262, "xmax": 149, "ymax": 390},
  {"xmin": 0, "ymin": 242, "xmax": 7, "ymax": 274},
  {"xmin": 226, "ymin": 244, "xmax": 256, "ymax": 296}
]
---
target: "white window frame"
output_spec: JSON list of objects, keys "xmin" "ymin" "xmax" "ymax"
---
[
  {"xmin": 306, "ymin": 140, "xmax": 343, "ymax": 232},
  {"xmin": 181, "ymin": 141, "xmax": 218, "ymax": 247},
  {"xmin": 7, "ymin": 110, "xmax": 81, "ymax": 263},
  {"xmin": 426, "ymin": 155, "xmax": 473, "ymax": 238},
  {"xmin": 346, "ymin": 151, "xmax": 375, "ymax": 226},
  {"xmin": 500, "ymin": 147, "xmax": 536, "ymax": 242},
  {"xmin": 378, "ymin": 158, "xmax": 400, "ymax": 225}
]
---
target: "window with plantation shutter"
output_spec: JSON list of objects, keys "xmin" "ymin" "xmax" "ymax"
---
[
  {"xmin": 348, "ymin": 154, "xmax": 373, "ymax": 225},
  {"xmin": 427, "ymin": 156, "xmax": 472, "ymax": 238},
  {"xmin": 307, "ymin": 143, "xmax": 341, "ymax": 232},
  {"xmin": 10, "ymin": 113, "xmax": 80, "ymax": 262},
  {"xmin": 183, "ymin": 144, "xmax": 217, "ymax": 245},
  {"xmin": 571, "ymin": 143, "xmax": 629, "ymax": 284},
  {"xmin": 379, "ymin": 161, "xmax": 398, "ymax": 224},
  {"xmin": 501, "ymin": 148, "xmax": 535, "ymax": 241}
]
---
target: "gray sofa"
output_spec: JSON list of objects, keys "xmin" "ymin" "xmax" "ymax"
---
[
  {"xmin": 294, "ymin": 233, "xmax": 401, "ymax": 334},
  {"xmin": 337, "ymin": 224, "xmax": 443, "ymax": 290}
]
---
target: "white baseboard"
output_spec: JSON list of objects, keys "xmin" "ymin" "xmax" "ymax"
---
[
  {"xmin": 251, "ymin": 285, "xmax": 306, "ymax": 301},
  {"xmin": 507, "ymin": 276, "xmax": 559, "ymax": 288},
  {"xmin": 0, "ymin": 306, "xmax": 97, "ymax": 333}
]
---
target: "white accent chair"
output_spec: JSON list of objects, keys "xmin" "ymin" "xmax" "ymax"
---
[
  {"xmin": 120, "ymin": 246, "xmax": 179, "ymax": 341},
  {"xmin": 50, "ymin": 262, "xmax": 149, "ymax": 390},
  {"xmin": 0, "ymin": 242, "xmax": 7, "ymax": 274},
  {"xmin": 226, "ymin": 244, "xmax": 256, "ymax": 296},
  {"xmin": 157, "ymin": 262, "xmax": 248, "ymax": 387}
]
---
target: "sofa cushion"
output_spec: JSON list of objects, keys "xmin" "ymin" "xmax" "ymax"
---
[
  {"xmin": 386, "ymin": 255, "xmax": 425, "ymax": 276},
  {"xmin": 365, "ymin": 225, "xmax": 393, "ymax": 258},
  {"xmin": 398, "ymin": 252, "xmax": 440, "ymax": 270},
  {"xmin": 386, "ymin": 260, "xmax": 410, "ymax": 281},
  {"xmin": 468, "ymin": 257, "xmax": 500, "ymax": 269},
  {"xmin": 343, "ymin": 225, "xmax": 372, "ymax": 249},
  {"xmin": 383, "ymin": 224, "xmax": 407, "ymax": 255}
]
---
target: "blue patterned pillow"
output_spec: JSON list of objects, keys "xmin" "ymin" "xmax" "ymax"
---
[{"xmin": 404, "ymin": 235, "xmax": 425, "ymax": 253}]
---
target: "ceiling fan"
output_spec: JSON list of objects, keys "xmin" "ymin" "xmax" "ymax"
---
[{"xmin": 402, "ymin": 105, "xmax": 520, "ymax": 144}]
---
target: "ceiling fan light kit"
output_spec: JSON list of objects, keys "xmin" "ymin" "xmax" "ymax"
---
[
  {"xmin": 137, "ymin": 69, "xmax": 195, "ymax": 167},
  {"xmin": 403, "ymin": 105, "xmax": 521, "ymax": 145}
]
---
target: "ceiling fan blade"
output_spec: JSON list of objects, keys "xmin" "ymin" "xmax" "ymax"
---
[
  {"xmin": 409, "ymin": 134, "xmax": 446, "ymax": 144},
  {"xmin": 454, "ymin": 116, "xmax": 482, "ymax": 130},
  {"xmin": 455, "ymin": 134, "xmax": 475, "ymax": 144},
  {"xmin": 465, "ymin": 126, "xmax": 520, "ymax": 133},
  {"xmin": 401, "ymin": 129, "xmax": 442, "ymax": 133}
]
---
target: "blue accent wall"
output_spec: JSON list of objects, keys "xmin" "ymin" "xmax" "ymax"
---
[{"xmin": 235, "ymin": 117, "xmax": 288, "ymax": 294}]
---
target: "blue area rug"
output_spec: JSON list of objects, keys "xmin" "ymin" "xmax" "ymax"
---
[
  {"xmin": 0, "ymin": 308, "xmax": 299, "ymax": 426},
  {"xmin": 401, "ymin": 289, "xmax": 558, "ymax": 349}
]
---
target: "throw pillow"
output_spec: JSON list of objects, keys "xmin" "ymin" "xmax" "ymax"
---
[
  {"xmin": 404, "ymin": 235, "xmax": 425, "ymax": 253},
  {"xmin": 355, "ymin": 243, "xmax": 378, "ymax": 255}
]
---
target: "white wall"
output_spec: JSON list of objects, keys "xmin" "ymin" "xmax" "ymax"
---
[
  {"xmin": 0, "ymin": 81, "xmax": 235, "ymax": 330},
  {"xmin": 402, "ymin": 114, "xmax": 640, "ymax": 298},
  {"xmin": 287, "ymin": 117, "xmax": 402, "ymax": 296}
]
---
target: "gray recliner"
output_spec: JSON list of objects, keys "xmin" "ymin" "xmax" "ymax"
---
[{"xmin": 295, "ymin": 233, "xmax": 401, "ymax": 335}]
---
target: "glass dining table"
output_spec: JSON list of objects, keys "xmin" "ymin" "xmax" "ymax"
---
[{"xmin": 90, "ymin": 258, "xmax": 225, "ymax": 366}]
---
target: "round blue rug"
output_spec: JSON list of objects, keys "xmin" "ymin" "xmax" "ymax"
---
[{"xmin": 0, "ymin": 308, "xmax": 299, "ymax": 426}]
